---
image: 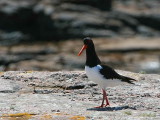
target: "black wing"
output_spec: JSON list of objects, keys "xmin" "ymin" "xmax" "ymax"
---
[{"xmin": 99, "ymin": 65, "xmax": 136, "ymax": 84}]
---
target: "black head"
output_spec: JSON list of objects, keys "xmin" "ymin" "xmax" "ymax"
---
[
  {"xmin": 78, "ymin": 37, "xmax": 94, "ymax": 56},
  {"xmin": 78, "ymin": 37, "xmax": 101, "ymax": 66},
  {"xmin": 83, "ymin": 37, "xmax": 93, "ymax": 45}
]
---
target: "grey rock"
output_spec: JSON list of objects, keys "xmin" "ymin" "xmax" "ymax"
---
[
  {"xmin": 0, "ymin": 0, "xmax": 160, "ymax": 45},
  {"xmin": 0, "ymin": 71, "xmax": 160, "ymax": 119},
  {"xmin": 0, "ymin": 31, "xmax": 29, "ymax": 46},
  {"xmin": 0, "ymin": 80, "xmax": 21, "ymax": 93}
]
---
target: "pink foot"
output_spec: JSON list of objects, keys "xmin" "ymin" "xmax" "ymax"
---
[
  {"xmin": 94, "ymin": 103, "xmax": 110, "ymax": 108},
  {"xmin": 104, "ymin": 103, "xmax": 110, "ymax": 107},
  {"xmin": 94, "ymin": 104, "xmax": 105, "ymax": 108},
  {"xmin": 94, "ymin": 89, "xmax": 111, "ymax": 108}
]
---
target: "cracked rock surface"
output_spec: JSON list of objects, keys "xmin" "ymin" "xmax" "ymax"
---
[{"xmin": 0, "ymin": 71, "xmax": 160, "ymax": 119}]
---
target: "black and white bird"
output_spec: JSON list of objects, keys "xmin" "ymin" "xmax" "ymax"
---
[{"xmin": 78, "ymin": 37, "xmax": 136, "ymax": 108}]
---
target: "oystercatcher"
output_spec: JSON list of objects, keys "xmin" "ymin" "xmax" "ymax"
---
[{"xmin": 78, "ymin": 37, "xmax": 136, "ymax": 108}]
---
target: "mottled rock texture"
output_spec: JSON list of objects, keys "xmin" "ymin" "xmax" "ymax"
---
[{"xmin": 0, "ymin": 71, "xmax": 160, "ymax": 119}]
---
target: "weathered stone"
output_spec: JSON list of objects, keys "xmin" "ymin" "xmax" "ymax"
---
[{"xmin": 0, "ymin": 71, "xmax": 160, "ymax": 119}]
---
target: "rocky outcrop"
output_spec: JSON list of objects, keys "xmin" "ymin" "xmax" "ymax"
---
[
  {"xmin": 0, "ymin": 0, "xmax": 160, "ymax": 45},
  {"xmin": 0, "ymin": 71, "xmax": 160, "ymax": 119},
  {"xmin": 0, "ymin": 37, "xmax": 160, "ymax": 73}
]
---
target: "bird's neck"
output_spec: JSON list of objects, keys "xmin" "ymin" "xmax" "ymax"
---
[{"xmin": 86, "ymin": 45, "xmax": 101, "ymax": 67}]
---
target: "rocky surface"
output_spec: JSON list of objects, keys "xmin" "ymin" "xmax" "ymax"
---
[
  {"xmin": 0, "ymin": 71, "xmax": 160, "ymax": 119},
  {"xmin": 0, "ymin": 37, "xmax": 160, "ymax": 74},
  {"xmin": 0, "ymin": 0, "xmax": 160, "ymax": 45}
]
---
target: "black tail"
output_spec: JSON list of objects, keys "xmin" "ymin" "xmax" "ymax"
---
[{"xmin": 121, "ymin": 75, "xmax": 137, "ymax": 84}]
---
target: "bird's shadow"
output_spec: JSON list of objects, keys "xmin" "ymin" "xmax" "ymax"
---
[{"xmin": 87, "ymin": 105, "xmax": 136, "ymax": 111}]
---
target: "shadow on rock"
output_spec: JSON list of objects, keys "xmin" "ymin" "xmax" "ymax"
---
[{"xmin": 87, "ymin": 106, "xmax": 136, "ymax": 111}]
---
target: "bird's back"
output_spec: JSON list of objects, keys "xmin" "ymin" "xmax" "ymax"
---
[
  {"xmin": 85, "ymin": 64, "xmax": 136, "ymax": 89},
  {"xmin": 99, "ymin": 64, "xmax": 136, "ymax": 84}
]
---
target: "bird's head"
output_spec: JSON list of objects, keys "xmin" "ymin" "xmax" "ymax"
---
[{"xmin": 78, "ymin": 37, "xmax": 93, "ymax": 56}]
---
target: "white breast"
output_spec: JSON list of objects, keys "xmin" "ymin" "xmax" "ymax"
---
[{"xmin": 85, "ymin": 65, "xmax": 124, "ymax": 89}]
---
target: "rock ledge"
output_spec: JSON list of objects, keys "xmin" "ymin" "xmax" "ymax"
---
[{"xmin": 0, "ymin": 71, "xmax": 160, "ymax": 120}]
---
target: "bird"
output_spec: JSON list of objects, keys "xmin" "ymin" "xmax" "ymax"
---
[{"xmin": 78, "ymin": 37, "xmax": 136, "ymax": 108}]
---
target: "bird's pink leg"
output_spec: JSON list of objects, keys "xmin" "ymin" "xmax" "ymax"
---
[
  {"xmin": 95, "ymin": 89, "xmax": 108, "ymax": 108},
  {"xmin": 102, "ymin": 89, "xmax": 110, "ymax": 107}
]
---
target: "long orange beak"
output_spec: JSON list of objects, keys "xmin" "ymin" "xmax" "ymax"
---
[{"xmin": 78, "ymin": 45, "xmax": 87, "ymax": 56}]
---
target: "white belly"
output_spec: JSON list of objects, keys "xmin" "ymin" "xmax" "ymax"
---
[{"xmin": 85, "ymin": 65, "xmax": 124, "ymax": 88}]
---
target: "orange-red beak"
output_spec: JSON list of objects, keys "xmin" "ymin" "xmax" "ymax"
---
[{"xmin": 78, "ymin": 45, "xmax": 87, "ymax": 56}]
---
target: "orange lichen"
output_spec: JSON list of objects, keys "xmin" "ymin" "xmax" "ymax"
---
[
  {"xmin": 70, "ymin": 116, "xmax": 86, "ymax": 120},
  {"xmin": 2, "ymin": 113, "xmax": 35, "ymax": 120},
  {"xmin": 53, "ymin": 112, "xmax": 63, "ymax": 115},
  {"xmin": 26, "ymin": 71, "xmax": 34, "ymax": 73},
  {"xmin": 41, "ymin": 114, "xmax": 53, "ymax": 119},
  {"xmin": 3, "ymin": 112, "xmax": 35, "ymax": 117},
  {"xmin": 1, "ymin": 113, "xmax": 86, "ymax": 120}
]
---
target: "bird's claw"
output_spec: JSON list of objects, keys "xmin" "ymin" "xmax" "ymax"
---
[
  {"xmin": 104, "ymin": 103, "xmax": 110, "ymax": 107},
  {"xmin": 94, "ymin": 104, "xmax": 110, "ymax": 108}
]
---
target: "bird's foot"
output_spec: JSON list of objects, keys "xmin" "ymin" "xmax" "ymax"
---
[
  {"xmin": 94, "ymin": 105, "xmax": 104, "ymax": 108},
  {"xmin": 94, "ymin": 104, "xmax": 110, "ymax": 108},
  {"xmin": 94, "ymin": 103, "xmax": 110, "ymax": 108},
  {"xmin": 104, "ymin": 103, "xmax": 110, "ymax": 107}
]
